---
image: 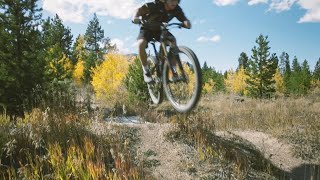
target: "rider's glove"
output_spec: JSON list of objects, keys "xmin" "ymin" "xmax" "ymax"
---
[{"xmin": 132, "ymin": 17, "xmax": 141, "ymax": 24}]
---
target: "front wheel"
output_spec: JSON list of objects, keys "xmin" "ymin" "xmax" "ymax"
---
[{"xmin": 163, "ymin": 46, "xmax": 202, "ymax": 113}]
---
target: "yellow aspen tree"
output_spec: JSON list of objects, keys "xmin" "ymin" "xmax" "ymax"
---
[
  {"xmin": 73, "ymin": 59, "xmax": 85, "ymax": 86},
  {"xmin": 91, "ymin": 53, "xmax": 129, "ymax": 106},
  {"xmin": 48, "ymin": 53, "xmax": 73, "ymax": 80},
  {"xmin": 224, "ymin": 67, "xmax": 249, "ymax": 95},
  {"xmin": 311, "ymin": 79, "xmax": 320, "ymax": 91},
  {"xmin": 273, "ymin": 68, "xmax": 284, "ymax": 94},
  {"xmin": 224, "ymin": 69, "xmax": 235, "ymax": 93},
  {"xmin": 74, "ymin": 36, "xmax": 86, "ymax": 60},
  {"xmin": 203, "ymin": 78, "xmax": 215, "ymax": 94}
]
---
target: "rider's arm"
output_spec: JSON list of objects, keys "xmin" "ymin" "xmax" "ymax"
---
[
  {"xmin": 175, "ymin": 6, "xmax": 191, "ymax": 29},
  {"xmin": 132, "ymin": 4, "xmax": 149, "ymax": 24}
]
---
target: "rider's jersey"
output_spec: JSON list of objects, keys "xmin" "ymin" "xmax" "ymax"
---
[{"xmin": 137, "ymin": 1, "xmax": 188, "ymax": 29}]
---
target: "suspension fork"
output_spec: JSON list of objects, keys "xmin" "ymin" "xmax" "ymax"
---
[
  {"xmin": 168, "ymin": 46, "xmax": 187, "ymax": 81},
  {"xmin": 161, "ymin": 42, "xmax": 177, "ymax": 76},
  {"xmin": 174, "ymin": 48, "xmax": 187, "ymax": 80}
]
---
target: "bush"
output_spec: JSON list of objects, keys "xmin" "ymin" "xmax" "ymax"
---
[{"xmin": 123, "ymin": 57, "xmax": 149, "ymax": 104}]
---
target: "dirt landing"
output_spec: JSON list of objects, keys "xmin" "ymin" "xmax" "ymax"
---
[
  {"xmin": 136, "ymin": 123, "xmax": 197, "ymax": 180},
  {"xmin": 233, "ymin": 131, "xmax": 306, "ymax": 172}
]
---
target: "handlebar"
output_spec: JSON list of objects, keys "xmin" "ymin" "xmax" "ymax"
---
[{"xmin": 133, "ymin": 18, "xmax": 186, "ymax": 29}]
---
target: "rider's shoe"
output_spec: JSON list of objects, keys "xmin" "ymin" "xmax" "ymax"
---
[{"xmin": 144, "ymin": 69, "xmax": 154, "ymax": 84}]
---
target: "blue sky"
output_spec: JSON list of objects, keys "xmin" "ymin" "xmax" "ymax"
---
[{"xmin": 40, "ymin": 0, "xmax": 320, "ymax": 72}]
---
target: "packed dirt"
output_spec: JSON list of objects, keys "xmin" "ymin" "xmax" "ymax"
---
[
  {"xmin": 136, "ymin": 123, "xmax": 195, "ymax": 179},
  {"xmin": 100, "ymin": 117, "xmax": 318, "ymax": 179}
]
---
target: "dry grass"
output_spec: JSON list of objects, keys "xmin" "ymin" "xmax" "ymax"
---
[
  {"xmin": 0, "ymin": 108, "xmax": 148, "ymax": 179},
  {"xmin": 1, "ymin": 93, "xmax": 319, "ymax": 179},
  {"xmin": 144, "ymin": 94, "xmax": 320, "ymax": 179},
  {"xmin": 196, "ymin": 94, "xmax": 320, "ymax": 163}
]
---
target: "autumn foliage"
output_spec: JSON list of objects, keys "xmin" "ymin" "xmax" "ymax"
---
[
  {"xmin": 73, "ymin": 59, "xmax": 85, "ymax": 86},
  {"xmin": 273, "ymin": 68, "xmax": 285, "ymax": 94},
  {"xmin": 203, "ymin": 78, "xmax": 215, "ymax": 94},
  {"xmin": 224, "ymin": 67, "xmax": 249, "ymax": 95},
  {"xmin": 91, "ymin": 53, "xmax": 129, "ymax": 106}
]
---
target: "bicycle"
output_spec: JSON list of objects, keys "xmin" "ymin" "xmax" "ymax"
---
[{"xmin": 141, "ymin": 21, "xmax": 202, "ymax": 113}]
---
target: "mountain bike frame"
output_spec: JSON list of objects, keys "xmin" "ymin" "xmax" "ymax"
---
[
  {"xmin": 141, "ymin": 20, "xmax": 202, "ymax": 112},
  {"xmin": 145, "ymin": 22, "xmax": 187, "ymax": 83}
]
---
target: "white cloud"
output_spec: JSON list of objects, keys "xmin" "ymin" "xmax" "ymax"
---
[
  {"xmin": 248, "ymin": 0, "xmax": 268, "ymax": 6},
  {"xmin": 268, "ymin": 0, "xmax": 297, "ymax": 12},
  {"xmin": 213, "ymin": 0, "xmax": 240, "ymax": 6},
  {"xmin": 197, "ymin": 36, "xmax": 208, "ymax": 42},
  {"xmin": 297, "ymin": 0, "xmax": 320, "ymax": 23},
  {"xmin": 43, "ymin": 0, "xmax": 140, "ymax": 23},
  {"xmin": 210, "ymin": 35, "xmax": 221, "ymax": 42},
  {"xmin": 111, "ymin": 38, "xmax": 130, "ymax": 54},
  {"xmin": 212, "ymin": 0, "xmax": 320, "ymax": 23},
  {"xmin": 197, "ymin": 35, "xmax": 221, "ymax": 43},
  {"xmin": 266, "ymin": 0, "xmax": 320, "ymax": 23}
]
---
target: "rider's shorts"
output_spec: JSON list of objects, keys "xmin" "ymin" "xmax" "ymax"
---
[{"xmin": 137, "ymin": 28, "xmax": 175, "ymax": 43}]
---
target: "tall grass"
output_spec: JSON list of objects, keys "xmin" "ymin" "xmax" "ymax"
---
[
  {"xmin": 0, "ymin": 108, "xmax": 147, "ymax": 179},
  {"xmin": 196, "ymin": 94, "xmax": 320, "ymax": 162}
]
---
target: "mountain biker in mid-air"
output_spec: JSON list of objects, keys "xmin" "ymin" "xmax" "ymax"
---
[{"xmin": 132, "ymin": 0, "xmax": 191, "ymax": 83}]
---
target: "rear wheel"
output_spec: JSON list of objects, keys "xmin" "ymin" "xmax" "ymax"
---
[
  {"xmin": 162, "ymin": 46, "xmax": 202, "ymax": 113},
  {"xmin": 147, "ymin": 56, "xmax": 163, "ymax": 105}
]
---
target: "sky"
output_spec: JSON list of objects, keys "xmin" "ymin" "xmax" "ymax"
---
[{"xmin": 40, "ymin": 0, "xmax": 320, "ymax": 72}]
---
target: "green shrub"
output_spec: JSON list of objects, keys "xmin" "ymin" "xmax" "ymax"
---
[{"xmin": 124, "ymin": 57, "xmax": 149, "ymax": 104}]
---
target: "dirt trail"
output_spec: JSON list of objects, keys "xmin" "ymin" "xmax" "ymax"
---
[
  {"xmin": 134, "ymin": 123, "xmax": 309, "ymax": 179},
  {"xmin": 136, "ymin": 123, "xmax": 196, "ymax": 180},
  {"xmin": 100, "ymin": 118, "xmax": 315, "ymax": 179},
  {"xmin": 233, "ymin": 131, "xmax": 305, "ymax": 172}
]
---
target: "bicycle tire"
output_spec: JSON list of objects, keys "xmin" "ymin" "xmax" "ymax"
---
[{"xmin": 162, "ymin": 46, "xmax": 202, "ymax": 113}]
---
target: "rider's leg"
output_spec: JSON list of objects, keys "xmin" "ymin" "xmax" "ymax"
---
[
  {"xmin": 138, "ymin": 38, "xmax": 148, "ymax": 68},
  {"xmin": 137, "ymin": 38, "xmax": 153, "ymax": 83}
]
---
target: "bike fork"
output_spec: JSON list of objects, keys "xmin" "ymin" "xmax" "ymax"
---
[{"xmin": 169, "ymin": 47, "xmax": 187, "ymax": 82}]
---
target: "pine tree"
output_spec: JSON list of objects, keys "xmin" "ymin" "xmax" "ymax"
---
[
  {"xmin": 42, "ymin": 14, "xmax": 73, "ymax": 81},
  {"xmin": 279, "ymin": 52, "xmax": 291, "ymax": 94},
  {"xmin": 42, "ymin": 14, "xmax": 73, "ymax": 58},
  {"xmin": 301, "ymin": 60, "xmax": 312, "ymax": 94},
  {"xmin": 85, "ymin": 13, "xmax": 111, "ymax": 60},
  {"xmin": 0, "ymin": 0, "xmax": 44, "ymax": 116},
  {"xmin": 124, "ymin": 57, "xmax": 149, "ymax": 103},
  {"xmin": 238, "ymin": 52, "xmax": 249, "ymax": 70},
  {"xmin": 202, "ymin": 61, "xmax": 210, "ymax": 84},
  {"xmin": 313, "ymin": 58, "xmax": 320, "ymax": 80},
  {"xmin": 213, "ymin": 71, "xmax": 225, "ymax": 92},
  {"xmin": 289, "ymin": 56, "xmax": 302, "ymax": 95},
  {"xmin": 246, "ymin": 34, "xmax": 278, "ymax": 98},
  {"xmin": 289, "ymin": 58, "xmax": 311, "ymax": 95},
  {"xmin": 84, "ymin": 13, "xmax": 113, "ymax": 82}
]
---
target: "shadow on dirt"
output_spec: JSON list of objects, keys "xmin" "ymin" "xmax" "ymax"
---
[
  {"xmin": 201, "ymin": 131, "xmax": 319, "ymax": 180},
  {"xmin": 290, "ymin": 164, "xmax": 319, "ymax": 180}
]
